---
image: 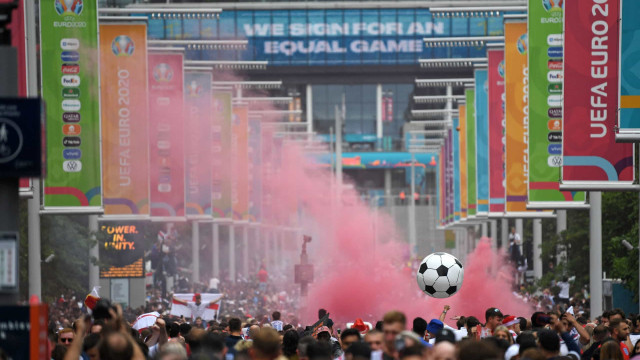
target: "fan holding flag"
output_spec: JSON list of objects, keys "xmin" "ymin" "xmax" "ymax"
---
[{"xmin": 171, "ymin": 293, "xmax": 224, "ymax": 321}]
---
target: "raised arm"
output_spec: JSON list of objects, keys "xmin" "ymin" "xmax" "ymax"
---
[{"xmin": 439, "ymin": 305, "xmax": 451, "ymax": 322}]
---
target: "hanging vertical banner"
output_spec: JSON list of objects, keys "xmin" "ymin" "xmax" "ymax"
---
[
  {"xmin": 148, "ymin": 53, "xmax": 185, "ymax": 218},
  {"xmin": 100, "ymin": 24, "xmax": 149, "ymax": 216},
  {"xmin": 528, "ymin": 0, "xmax": 587, "ymax": 208},
  {"xmin": 446, "ymin": 128, "xmax": 454, "ymax": 225},
  {"xmin": 184, "ymin": 71, "xmax": 213, "ymax": 219},
  {"xmin": 475, "ymin": 69, "xmax": 489, "ymax": 216},
  {"xmin": 488, "ymin": 49, "xmax": 506, "ymax": 215},
  {"xmin": 563, "ymin": 0, "xmax": 634, "ymax": 188},
  {"xmin": 459, "ymin": 105, "xmax": 468, "ymax": 220},
  {"xmin": 465, "ymin": 89, "xmax": 477, "ymax": 218},
  {"xmin": 438, "ymin": 144, "xmax": 445, "ymax": 226},
  {"xmin": 505, "ymin": 21, "xmax": 530, "ymax": 214},
  {"xmin": 248, "ymin": 118, "xmax": 262, "ymax": 222},
  {"xmin": 618, "ymin": 0, "xmax": 640, "ymax": 138},
  {"xmin": 453, "ymin": 116, "xmax": 461, "ymax": 223},
  {"xmin": 232, "ymin": 105, "xmax": 249, "ymax": 221},
  {"xmin": 40, "ymin": 0, "xmax": 102, "ymax": 209},
  {"xmin": 212, "ymin": 92, "xmax": 233, "ymax": 220}
]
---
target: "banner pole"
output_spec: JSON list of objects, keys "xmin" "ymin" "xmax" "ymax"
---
[
  {"xmin": 25, "ymin": 0, "xmax": 41, "ymax": 302},
  {"xmin": 589, "ymin": 192, "xmax": 603, "ymax": 317},
  {"xmin": 88, "ymin": 215, "xmax": 99, "ymax": 289}
]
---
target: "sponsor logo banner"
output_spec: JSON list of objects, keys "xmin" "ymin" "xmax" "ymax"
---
[
  {"xmin": 99, "ymin": 24, "xmax": 150, "ymax": 215},
  {"xmin": 212, "ymin": 92, "xmax": 233, "ymax": 219},
  {"xmin": 488, "ymin": 49, "xmax": 505, "ymax": 213},
  {"xmin": 184, "ymin": 71, "xmax": 213, "ymax": 216},
  {"xmin": 148, "ymin": 53, "xmax": 185, "ymax": 217},
  {"xmin": 41, "ymin": 0, "xmax": 101, "ymax": 207},
  {"xmin": 528, "ymin": 0, "xmax": 586, "ymax": 204},
  {"xmin": 475, "ymin": 69, "xmax": 489, "ymax": 214},
  {"xmin": 563, "ymin": 0, "xmax": 633, "ymax": 183}
]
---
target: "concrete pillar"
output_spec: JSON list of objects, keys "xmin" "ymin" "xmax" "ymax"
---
[
  {"xmin": 88, "ymin": 215, "xmax": 100, "ymax": 289},
  {"xmin": 242, "ymin": 225, "xmax": 249, "ymax": 278},
  {"xmin": 490, "ymin": 220, "xmax": 498, "ymax": 250},
  {"xmin": 376, "ymin": 84, "xmax": 383, "ymax": 150},
  {"xmin": 501, "ymin": 218, "xmax": 509, "ymax": 249},
  {"xmin": 481, "ymin": 222, "xmax": 488, "ymax": 237},
  {"xmin": 28, "ymin": 179, "xmax": 41, "ymax": 300},
  {"xmin": 229, "ymin": 224, "xmax": 235, "ymax": 282},
  {"xmin": 556, "ymin": 210, "xmax": 567, "ymax": 264},
  {"xmin": 191, "ymin": 221, "xmax": 200, "ymax": 284},
  {"xmin": 590, "ymin": 192, "xmax": 603, "ymax": 317},
  {"xmin": 306, "ymin": 84, "xmax": 313, "ymax": 134},
  {"xmin": 533, "ymin": 219, "xmax": 542, "ymax": 280},
  {"xmin": 384, "ymin": 169, "xmax": 392, "ymax": 198},
  {"xmin": 212, "ymin": 223, "xmax": 220, "ymax": 278}
]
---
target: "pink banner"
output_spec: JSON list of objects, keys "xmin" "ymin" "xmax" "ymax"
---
[
  {"xmin": 148, "ymin": 53, "xmax": 185, "ymax": 217},
  {"xmin": 562, "ymin": 0, "xmax": 634, "ymax": 184},
  {"xmin": 488, "ymin": 49, "xmax": 506, "ymax": 213}
]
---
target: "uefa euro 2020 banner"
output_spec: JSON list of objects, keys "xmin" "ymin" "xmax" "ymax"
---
[
  {"xmin": 212, "ymin": 92, "xmax": 233, "ymax": 220},
  {"xmin": 475, "ymin": 69, "xmax": 489, "ymax": 216},
  {"xmin": 458, "ymin": 104, "xmax": 467, "ymax": 220},
  {"xmin": 148, "ymin": 53, "xmax": 185, "ymax": 219},
  {"xmin": 40, "ymin": 0, "xmax": 102, "ymax": 209},
  {"xmin": 100, "ymin": 24, "xmax": 150, "ymax": 216},
  {"xmin": 465, "ymin": 89, "xmax": 476, "ymax": 218},
  {"xmin": 618, "ymin": 0, "xmax": 640, "ymax": 138},
  {"xmin": 232, "ymin": 105, "xmax": 249, "ymax": 221},
  {"xmin": 488, "ymin": 49, "xmax": 505, "ymax": 215},
  {"xmin": 504, "ymin": 21, "xmax": 529, "ymax": 214},
  {"xmin": 446, "ymin": 128, "xmax": 454, "ymax": 225},
  {"xmin": 452, "ymin": 116, "xmax": 461, "ymax": 223},
  {"xmin": 184, "ymin": 71, "xmax": 213, "ymax": 219},
  {"xmin": 562, "ymin": 0, "xmax": 634, "ymax": 188},
  {"xmin": 527, "ymin": 0, "xmax": 586, "ymax": 208}
]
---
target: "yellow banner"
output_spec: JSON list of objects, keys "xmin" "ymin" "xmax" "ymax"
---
[
  {"xmin": 505, "ymin": 21, "xmax": 528, "ymax": 213},
  {"xmin": 459, "ymin": 104, "xmax": 467, "ymax": 219},
  {"xmin": 99, "ymin": 24, "xmax": 149, "ymax": 215}
]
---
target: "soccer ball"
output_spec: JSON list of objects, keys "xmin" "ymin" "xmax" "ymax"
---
[{"xmin": 416, "ymin": 252, "xmax": 464, "ymax": 298}]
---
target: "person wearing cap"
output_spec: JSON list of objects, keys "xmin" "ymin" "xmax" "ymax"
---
[
  {"xmin": 434, "ymin": 328, "xmax": 456, "ymax": 345},
  {"xmin": 502, "ymin": 315, "xmax": 520, "ymax": 342},
  {"xmin": 481, "ymin": 307, "xmax": 504, "ymax": 338},
  {"xmin": 425, "ymin": 319, "xmax": 443, "ymax": 344},
  {"xmin": 350, "ymin": 318, "xmax": 371, "ymax": 335}
]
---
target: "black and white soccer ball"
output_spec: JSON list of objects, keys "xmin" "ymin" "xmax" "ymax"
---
[{"xmin": 416, "ymin": 252, "xmax": 464, "ymax": 298}]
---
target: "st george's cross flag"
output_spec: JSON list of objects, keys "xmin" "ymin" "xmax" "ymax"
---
[{"xmin": 170, "ymin": 293, "xmax": 223, "ymax": 321}]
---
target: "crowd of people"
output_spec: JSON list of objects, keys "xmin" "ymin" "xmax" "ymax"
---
[{"xmin": 33, "ymin": 285, "xmax": 640, "ymax": 360}]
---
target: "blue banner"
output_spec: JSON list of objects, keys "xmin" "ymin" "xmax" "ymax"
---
[
  {"xmin": 475, "ymin": 69, "xmax": 489, "ymax": 215},
  {"xmin": 148, "ymin": 9, "xmax": 504, "ymax": 66},
  {"xmin": 619, "ymin": 0, "xmax": 640, "ymax": 133},
  {"xmin": 453, "ymin": 117, "xmax": 461, "ymax": 222}
]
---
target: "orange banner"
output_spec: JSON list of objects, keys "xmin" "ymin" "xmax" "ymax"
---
[
  {"xmin": 232, "ymin": 105, "xmax": 249, "ymax": 220},
  {"xmin": 100, "ymin": 24, "xmax": 149, "ymax": 215},
  {"xmin": 504, "ymin": 21, "xmax": 528, "ymax": 213},
  {"xmin": 459, "ymin": 104, "xmax": 467, "ymax": 219}
]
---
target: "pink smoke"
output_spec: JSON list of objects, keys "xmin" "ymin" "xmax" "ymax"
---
[{"xmin": 258, "ymin": 139, "xmax": 533, "ymax": 327}]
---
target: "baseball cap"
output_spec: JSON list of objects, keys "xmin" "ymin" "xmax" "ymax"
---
[
  {"xmin": 435, "ymin": 328, "xmax": 456, "ymax": 344},
  {"xmin": 502, "ymin": 315, "xmax": 519, "ymax": 327},
  {"xmin": 316, "ymin": 326, "xmax": 331, "ymax": 335},
  {"xmin": 426, "ymin": 319, "xmax": 444, "ymax": 334}
]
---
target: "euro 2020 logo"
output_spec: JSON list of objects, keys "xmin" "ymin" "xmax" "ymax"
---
[
  {"xmin": 498, "ymin": 60, "xmax": 505, "ymax": 78},
  {"xmin": 55, "ymin": 0, "xmax": 83, "ymax": 16},
  {"xmin": 112, "ymin": 36, "xmax": 135, "ymax": 57},
  {"xmin": 517, "ymin": 33, "xmax": 528, "ymax": 55},
  {"xmin": 153, "ymin": 63, "xmax": 173, "ymax": 82},
  {"xmin": 542, "ymin": 0, "xmax": 563, "ymax": 12},
  {"xmin": 186, "ymin": 81, "xmax": 201, "ymax": 97}
]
